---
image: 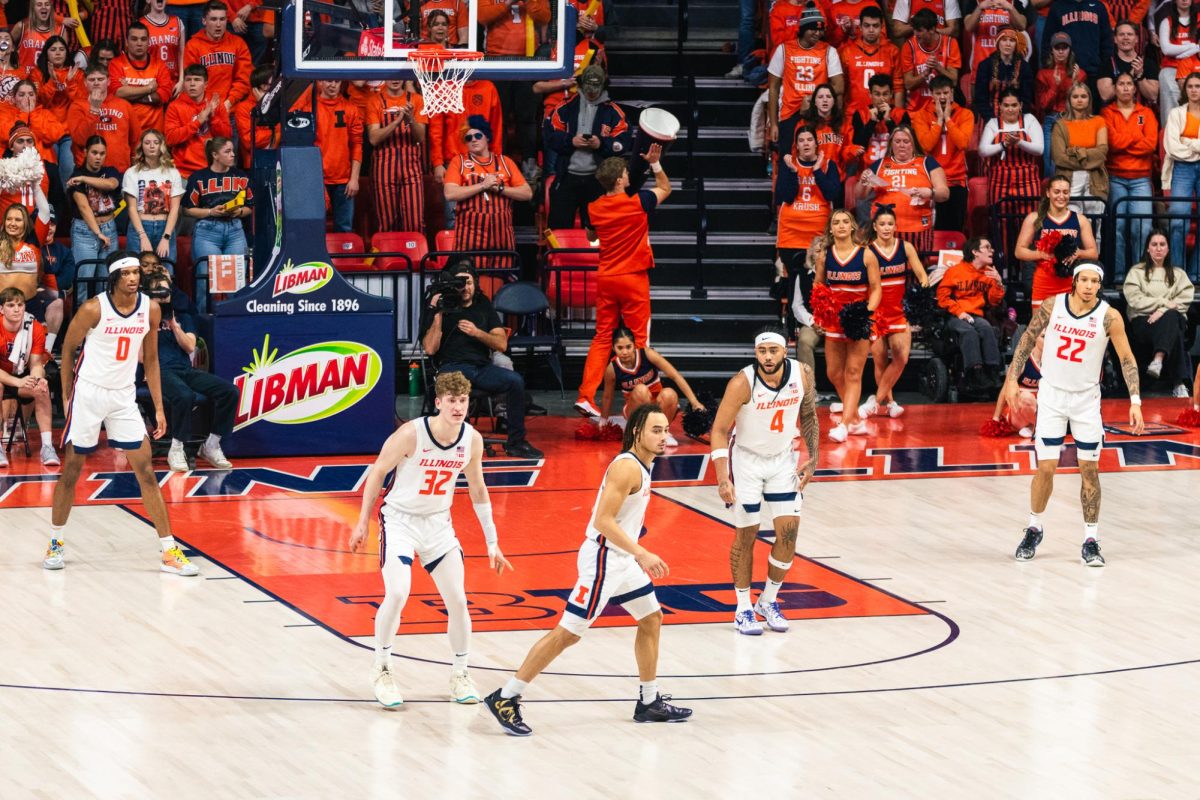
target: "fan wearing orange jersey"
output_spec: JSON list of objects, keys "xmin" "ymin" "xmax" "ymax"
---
[
  {"xmin": 767, "ymin": 4, "xmax": 844, "ymax": 157},
  {"xmin": 893, "ymin": 0, "xmax": 963, "ymax": 38},
  {"xmin": 421, "ymin": 0, "xmax": 469, "ymax": 45},
  {"xmin": 367, "ymin": 80, "xmax": 429, "ymax": 234},
  {"xmin": 68, "ymin": 66, "xmax": 141, "ymax": 171},
  {"xmin": 13, "ymin": 0, "xmax": 78, "ymax": 69},
  {"xmin": 35, "ymin": 35, "xmax": 83, "ymax": 124},
  {"xmin": 165, "ymin": 63, "xmax": 234, "ymax": 178},
  {"xmin": 911, "ymin": 76, "xmax": 973, "ymax": 233},
  {"xmin": 901, "ymin": 9, "xmax": 962, "ymax": 112},
  {"xmin": 143, "ymin": 0, "xmax": 187, "ymax": 83},
  {"xmin": 963, "ymin": 0, "xmax": 1029, "ymax": 73},
  {"xmin": 838, "ymin": 6, "xmax": 904, "ymax": 115},
  {"xmin": 768, "ymin": 0, "xmax": 836, "ymax": 52},
  {"xmin": 428, "ymin": 78, "xmax": 503, "ymax": 227},
  {"xmin": 856, "ymin": 124, "xmax": 949, "ymax": 254},
  {"xmin": 110, "ymin": 23, "xmax": 173, "ymax": 134},
  {"xmin": 182, "ymin": 1, "xmax": 252, "ymax": 112}
]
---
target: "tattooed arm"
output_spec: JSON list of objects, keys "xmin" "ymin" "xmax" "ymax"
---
[
  {"xmin": 1004, "ymin": 300, "xmax": 1053, "ymax": 407},
  {"xmin": 797, "ymin": 363, "xmax": 819, "ymax": 489},
  {"xmin": 1104, "ymin": 307, "xmax": 1145, "ymax": 434}
]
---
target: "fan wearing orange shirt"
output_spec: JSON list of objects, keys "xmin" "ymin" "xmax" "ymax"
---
[
  {"xmin": 767, "ymin": 4, "xmax": 845, "ymax": 159},
  {"xmin": 573, "ymin": 146, "xmax": 672, "ymax": 418},
  {"xmin": 13, "ymin": 0, "xmax": 79, "ymax": 68},
  {"xmin": 109, "ymin": 23, "xmax": 173, "ymax": 134},
  {"xmin": 911, "ymin": 75, "xmax": 973, "ymax": 232},
  {"xmin": 298, "ymin": 80, "xmax": 364, "ymax": 234},
  {"xmin": 827, "ymin": 0, "xmax": 887, "ymax": 43},
  {"xmin": 166, "ymin": 63, "xmax": 234, "ymax": 178},
  {"xmin": 768, "ymin": 0, "xmax": 836, "ymax": 53},
  {"xmin": 233, "ymin": 65, "xmax": 278, "ymax": 169},
  {"xmin": 421, "ymin": 0, "xmax": 469, "ymax": 45},
  {"xmin": 428, "ymin": 78, "xmax": 503, "ymax": 226},
  {"xmin": 35, "ymin": 35, "xmax": 82, "ymax": 124},
  {"xmin": 847, "ymin": 74, "xmax": 912, "ymax": 176},
  {"xmin": 143, "ymin": 0, "xmax": 186, "ymax": 83},
  {"xmin": 367, "ymin": 80, "xmax": 429, "ymax": 234},
  {"xmin": 479, "ymin": 0, "xmax": 551, "ymax": 170},
  {"xmin": 2, "ymin": 80, "xmax": 67, "ymax": 176},
  {"xmin": 838, "ymin": 6, "xmax": 904, "ymax": 115},
  {"xmin": 856, "ymin": 124, "xmax": 949, "ymax": 254},
  {"xmin": 67, "ymin": 66, "xmax": 140, "ymax": 171},
  {"xmin": 901, "ymin": 9, "xmax": 961, "ymax": 112},
  {"xmin": 183, "ymin": 1, "xmax": 252, "ymax": 112},
  {"xmin": 443, "ymin": 115, "xmax": 532, "ymax": 265}
]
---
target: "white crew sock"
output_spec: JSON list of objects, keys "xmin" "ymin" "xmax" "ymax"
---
[
  {"xmin": 50, "ymin": 523, "xmax": 64, "ymax": 543},
  {"xmin": 760, "ymin": 578, "xmax": 783, "ymax": 605},
  {"xmin": 41, "ymin": 431, "xmax": 53, "ymax": 447},
  {"xmin": 1084, "ymin": 522, "xmax": 1099, "ymax": 543},
  {"xmin": 501, "ymin": 678, "xmax": 527, "ymax": 699},
  {"xmin": 452, "ymin": 652, "xmax": 468, "ymax": 671},
  {"xmin": 639, "ymin": 681, "xmax": 659, "ymax": 704},
  {"xmin": 205, "ymin": 433, "xmax": 222, "ymax": 449},
  {"xmin": 735, "ymin": 586, "xmax": 752, "ymax": 612},
  {"xmin": 375, "ymin": 645, "xmax": 391, "ymax": 667},
  {"xmin": 159, "ymin": 536, "xmax": 176, "ymax": 553},
  {"xmin": 1028, "ymin": 512, "xmax": 1042, "ymax": 531}
]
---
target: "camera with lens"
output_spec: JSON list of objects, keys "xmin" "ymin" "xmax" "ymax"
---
[
  {"xmin": 424, "ymin": 268, "xmax": 468, "ymax": 312},
  {"xmin": 142, "ymin": 269, "xmax": 174, "ymax": 319}
]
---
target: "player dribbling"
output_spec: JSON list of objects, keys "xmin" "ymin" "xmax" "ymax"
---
[{"xmin": 349, "ymin": 371, "xmax": 513, "ymax": 707}]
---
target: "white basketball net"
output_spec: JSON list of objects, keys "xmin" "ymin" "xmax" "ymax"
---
[{"xmin": 409, "ymin": 50, "xmax": 484, "ymax": 115}]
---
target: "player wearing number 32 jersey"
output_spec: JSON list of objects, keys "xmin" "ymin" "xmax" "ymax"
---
[
  {"xmin": 350, "ymin": 371, "xmax": 513, "ymax": 709},
  {"xmin": 1005, "ymin": 262, "xmax": 1144, "ymax": 569},
  {"xmin": 44, "ymin": 251, "xmax": 199, "ymax": 577}
]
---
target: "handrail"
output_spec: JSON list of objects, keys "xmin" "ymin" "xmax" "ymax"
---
[
  {"xmin": 692, "ymin": 174, "xmax": 707, "ymax": 299},
  {"xmin": 684, "ymin": 74, "xmax": 698, "ymax": 188},
  {"xmin": 673, "ymin": 0, "xmax": 690, "ymax": 86}
]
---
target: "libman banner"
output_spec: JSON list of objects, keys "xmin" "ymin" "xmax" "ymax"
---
[{"xmin": 233, "ymin": 336, "xmax": 382, "ymax": 431}]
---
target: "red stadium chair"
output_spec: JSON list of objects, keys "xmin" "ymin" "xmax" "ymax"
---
[
  {"xmin": 369, "ymin": 231, "xmax": 429, "ymax": 272},
  {"xmin": 844, "ymin": 173, "xmax": 858, "ymax": 212},
  {"xmin": 544, "ymin": 228, "xmax": 599, "ymax": 319},
  {"xmin": 967, "ymin": 176, "xmax": 989, "ymax": 237},
  {"xmin": 933, "ymin": 230, "xmax": 966, "ymax": 252},
  {"xmin": 326, "ymin": 232, "xmax": 366, "ymax": 271}
]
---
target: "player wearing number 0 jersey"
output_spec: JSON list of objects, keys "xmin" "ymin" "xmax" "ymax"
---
[
  {"xmin": 349, "ymin": 371, "xmax": 513, "ymax": 709},
  {"xmin": 44, "ymin": 251, "xmax": 198, "ymax": 577},
  {"xmin": 484, "ymin": 404, "xmax": 692, "ymax": 736},
  {"xmin": 710, "ymin": 325, "xmax": 820, "ymax": 636},
  {"xmin": 1005, "ymin": 262, "xmax": 1144, "ymax": 568}
]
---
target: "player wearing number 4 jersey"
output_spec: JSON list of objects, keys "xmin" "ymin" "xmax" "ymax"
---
[
  {"xmin": 44, "ymin": 251, "xmax": 198, "ymax": 576},
  {"xmin": 1005, "ymin": 262, "xmax": 1144, "ymax": 568},
  {"xmin": 350, "ymin": 371, "xmax": 513, "ymax": 709},
  {"xmin": 710, "ymin": 324, "xmax": 820, "ymax": 636}
]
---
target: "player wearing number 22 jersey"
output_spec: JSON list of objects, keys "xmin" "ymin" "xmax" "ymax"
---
[
  {"xmin": 1005, "ymin": 262, "xmax": 1144, "ymax": 569},
  {"xmin": 350, "ymin": 371, "xmax": 514, "ymax": 709},
  {"xmin": 45, "ymin": 251, "xmax": 199, "ymax": 577}
]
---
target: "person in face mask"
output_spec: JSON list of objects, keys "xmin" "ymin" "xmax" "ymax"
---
[{"xmin": 542, "ymin": 64, "xmax": 633, "ymax": 230}]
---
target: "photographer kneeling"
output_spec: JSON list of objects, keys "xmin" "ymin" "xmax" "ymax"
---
[
  {"xmin": 420, "ymin": 259, "xmax": 544, "ymax": 459},
  {"xmin": 143, "ymin": 269, "xmax": 239, "ymax": 471}
]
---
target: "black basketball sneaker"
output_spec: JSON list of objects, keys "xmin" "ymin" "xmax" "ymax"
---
[
  {"xmin": 1015, "ymin": 527, "xmax": 1043, "ymax": 561},
  {"xmin": 1081, "ymin": 539, "xmax": 1105, "ymax": 567},
  {"xmin": 484, "ymin": 689, "xmax": 532, "ymax": 736},
  {"xmin": 633, "ymin": 694, "xmax": 693, "ymax": 723}
]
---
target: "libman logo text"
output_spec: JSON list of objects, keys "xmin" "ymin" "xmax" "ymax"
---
[
  {"xmin": 234, "ymin": 335, "xmax": 382, "ymax": 430},
  {"xmin": 272, "ymin": 260, "xmax": 333, "ymax": 298}
]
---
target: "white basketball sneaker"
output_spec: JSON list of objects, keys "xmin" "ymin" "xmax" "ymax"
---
[
  {"xmin": 450, "ymin": 670, "xmax": 481, "ymax": 704},
  {"xmin": 828, "ymin": 423, "xmax": 847, "ymax": 443},
  {"xmin": 42, "ymin": 538, "xmax": 65, "ymax": 570},
  {"xmin": 858, "ymin": 395, "xmax": 879, "ymax": 418},
  {"xmin": 160, "ymin": 546, "xmax": 200, "ymax": 576},
  {"xmin": 754, "ymin": 599, "xmax": 789, "ymax": 633},
  {"xmin": 734, "ymin": 608, "xmax": 764, "ymax": 635},
  {"xmin": 372, "ymin": 664, "xmax": 404, "ymax": 708},
  {"xmin": 886, "ymin": 401, "xmax": 905, "ymax": 418},
  {"xmin": 829, "ymin": 402, "xmax": 844, "ymax": 413}
]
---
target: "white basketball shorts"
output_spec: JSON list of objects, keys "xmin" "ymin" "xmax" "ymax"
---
[
  {"xmin": 729, "ymin": 445, "xmax": 803, "ymax": 527},
  {"xmin": 1034, "ymin": 383, "xmax": 1104, "ymax": 462},
  {"xmin": 560, "ymin": 538, "xmax": 660, "ymax": 636},
  {"xmin": 62, "ymin": 380, "xmax": 147, "ymax": 453},
  {"xmin": 378, "ymin": 508, "xmax": 461, "ymax": 571}
]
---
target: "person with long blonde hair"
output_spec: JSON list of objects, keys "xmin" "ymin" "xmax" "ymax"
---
[
  {"xmin": 124, "ymin": 129, "xmax": 184, "ymax": 264},
  {"xmin": 813, "ymin": 209, "xmax": 881, "ymax": 442},
  {"xmin": 1050, "ymin": 81, "xmax": 1107, "ymax": 220}
]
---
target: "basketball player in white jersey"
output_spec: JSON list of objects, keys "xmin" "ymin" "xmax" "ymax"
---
[
  {"xmin": 1004, "ymin": 261, "xmax": 1144, "ymax": 567},
  {"xmin": 710, "ymin": 323, "xmax": 819, "ymax": 635},
  {"xmin": 42, "ymin": 251, "xmax": 198, "ymax": 576},
  {"xmin": 349, "ymin": 371, "xmax": 513, "ymax": 707},
  {"xmin": 483, "ymin": 404, "xmax": 692, "ymax": 736}
]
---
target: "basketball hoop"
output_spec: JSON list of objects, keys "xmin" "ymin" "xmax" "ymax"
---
[{"xmin": 408, "ymin": 48, "xmax": 485, "ymax": 115}]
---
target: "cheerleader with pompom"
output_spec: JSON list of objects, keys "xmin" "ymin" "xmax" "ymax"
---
[
  {"xmin": 1179, "ymin": 362, "xmax": 1200, "ymax": 428},
  {"xmin": 1013, "ymin": 175, "xmax": 1098, "ymax": 313},
  {"xmin": 596, "ymin": 326, "xmax": 706, "ymax": 448},
  {"xmin": 814, "ymin": 209, "xmax": 881, "ymax": 443}
]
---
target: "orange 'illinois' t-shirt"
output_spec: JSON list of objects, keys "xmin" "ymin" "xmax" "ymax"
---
[
  {"xmin": 777, "ymin": 162, "xmax": 833, "ymax": 250},
  {"xmin": 587, "ymin": 190, "xmax": 657, "ymax": 276},
  {"xmin": 0, "ymin": 317, "xmax": 48, "ymax": 375}
]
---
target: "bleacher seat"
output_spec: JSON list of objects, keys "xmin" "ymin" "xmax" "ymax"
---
[
  {"xmin": 369, "ymin": 231, "xmax": 428, "ymax": 271},
  {"xmin": 967, "ymin": 177, "xmax": 988, "ymax": 238},
  {"xmin": 326, "ymin": 232, "xmax": 367, "ymax": 271},
  {"xmin": 544, "ymin": 228, "xmax": 599, "ymax": 320}
]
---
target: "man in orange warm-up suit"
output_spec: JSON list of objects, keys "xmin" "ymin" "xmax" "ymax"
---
[{"xmin": 573, "ymin": 145, "xmax": 672, "ymax": 418}]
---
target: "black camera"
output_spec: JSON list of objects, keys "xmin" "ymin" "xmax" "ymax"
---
[
  {"xmin": 425, "ymin": 269, "xmax": 468, "ymax": 312},
  {"xmin": 143, "ymin": 271, "xmax": 174, "ymax": 319}
]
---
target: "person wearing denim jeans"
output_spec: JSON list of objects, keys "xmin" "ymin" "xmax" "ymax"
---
[
  {"xmin": 730, "ymin": 0, "xmax": 757, "ymax": 77},
  {"xmin": 1162, "ymin": 73, "xmax": 1200, "ymax": 279},
  {"xmin": 125, "ymin": 130, "xmax": 185, "ymax": 268},
  {"xmin": 183, "ymin": 137, "xmax": 253, "ymax": 311},
  {"xmin": 67, "ymin": 136, "xmax": 122, "ymax": 301},
  {"xmin": 1103, "ymin": 73, "xmax": 1158, "ymax": 281},
  {"xmin": 1035, "ymin": 33, "xmax": 1084, "ymax": 177},
  {"xmin": 306, "ymin": 79, "xmax": 363, "ymax": 233}
]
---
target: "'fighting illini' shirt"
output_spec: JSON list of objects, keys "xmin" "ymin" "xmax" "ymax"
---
[
  {"xmin": 77, "ymin": 292, "xmax": 153, "ymax": 390},
  {"xmin": 383, "ymin": 418, "xmax": 475, "ymax": 517},
  {"xmin": 588, "ymin": 189, "xmax": 657, "ymax": 276},
  {"xmin": 585, "ymin": 451, "xmax": 651, "ymax": 553},
  {"xmin": 732, "ymin": 359, "xmax": 804, "ymax": 457},
  {"xmin": 1039, "ymin": 293, "xmax": 1110, "ymax": 393}
]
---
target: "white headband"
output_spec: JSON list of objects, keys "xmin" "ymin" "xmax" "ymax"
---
[
  {"xmin": 1072, "ymin": 262, "xmax": 1104, "ymax": 280},
  {"xmin": 108, "ymin": 256, "xmax": 141, "ymax": 274},
  {"xmin": 755, "ymin": 332, "xmax": 787, "ymax": 348}
]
